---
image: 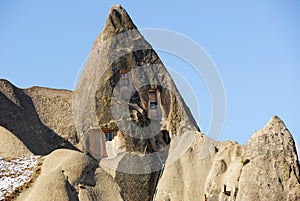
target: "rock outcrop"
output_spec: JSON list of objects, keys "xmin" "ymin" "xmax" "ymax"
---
[
  {"xmin": 25, "ymin": 86, "xmax": 78, "ymax": 144},
  {"xmin": 0, "ymin": 79, "xmax": 78, "ymax": 155},
  {"xmin": 73, "ymin": 4, "xmax": 199, "ymax": 150},
  {"xmin": 155, "ymin": 116, "xmax": 300, "ymax": 201},
  {"xmin": 237, "ymin": 116, "xmax": 300, "ymax": 201},
  {"xmin": 72, "ymin": 5, "xmax": 200, "ymax": 200},
  {"xmin": 154, "ymin": 134, "xmax": 244, "ymax": 200},
  {"xmin": 16, "ymin": 149, "xmax": 123, "ymax": 201},
  {"xmin": 0, "ymin": 126, "xmax": 32, "ymax": 157},
  {"xmin": 0, "ymin": 4, "xmax": 299, "ymax": 201}
]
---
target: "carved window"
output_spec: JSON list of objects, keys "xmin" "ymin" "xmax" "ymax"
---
[
  {"xmin": 104, "ymin": 132, "xmax": 113, "ymax": 142},
  {"xmin": 149, "ymin": 91, "xmax": 157, "ymax": 109},
  {"xmin": 121, "ymin": 72, "xmax": 129, "ymax": 86}
]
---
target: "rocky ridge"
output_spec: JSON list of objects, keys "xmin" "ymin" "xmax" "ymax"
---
[{"xmin": 0, "ymin": 4, "xmax": 299, "ymax": 201}]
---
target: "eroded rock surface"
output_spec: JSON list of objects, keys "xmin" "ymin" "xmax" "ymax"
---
[
  {"xmin": 73, "ymin": 4, "xmax": 199, "ymax": 151},
  {"xmin": 154, "ymin": 116, "xmax": 300, "ymax": 201},
  {"xmin": 236, "ymin": 116, "xmax": 300, "ymax": 201},
  {"xmin": 0, "ymin": 126, "xmax": 32, "ymax": 157},
  {"xmin": 0, "ymin": 79, "xmax": 77, "ymax": 155},
  {"xmin": 17, "ymin": 149, "xmax": 123, "ymax": 201},
  {"xmin": 72, "ymin": 5, "xmax": 200, "ymax": 201},
  {"xmin": 0, "ymin": 4, "xmax": 299, "ymax": 201}
]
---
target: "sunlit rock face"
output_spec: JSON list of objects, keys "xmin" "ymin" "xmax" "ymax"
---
[
  {"xmin": 154, "ymin": 116, "xmax": 300, "ymax": 201},
  {"xmin": 0, "ymin": 4, "xmax": 299, "ymax": 201},
  {"xmin": 73, "ymin": 5, "xmax": 199, "ymax": 155},
  {"xmin": 72, "ymin": 5, "xmax": 199, "ymax": 201},
  {"xmin": 236, "ymin": 116, "xmax": 300, "ymax": 201}
]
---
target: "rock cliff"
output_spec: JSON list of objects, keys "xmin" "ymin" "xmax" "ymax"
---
[
  {"xmin": 154, "ymin": 116, "xmax": 300, "ymax": 201},
  {"xmin": 0, "ymin": 79, "xmax": 77, "ymax": 155},
  {"xmin": 0, "ymin": 4, "xmax": 299, "ymax": 201}
]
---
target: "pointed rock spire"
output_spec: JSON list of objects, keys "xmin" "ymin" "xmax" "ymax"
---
[
  {"xmin": 74, "ymin": 5, "xmax": 199, "ymax": 146},
  {"xmin": 73, "ymin": 6, "xmax": 199, "ymax": 200},
  {"xmin": 105, "ymin": 5, "xmax": 137, "ymax": 33},
  {"xmin": 92, "ymin": 4, "xmax": 138, "ymax": 49},
  {"xmin": 263, "ymin": 115, "xmax": 288, "ymax": 131},
  {"xmin": 236, "ymin": 116, "xmax": 300, "ymax": 200},
  {"xmin": 246, "ymin": 115, "xmax": 296, "ymax": 158}
]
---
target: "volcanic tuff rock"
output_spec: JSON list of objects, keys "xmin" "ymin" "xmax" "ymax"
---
[
  {"xmin": 73, "ymin": 4, "xmax": 199, "ymax": 149},
  {"xmin": 0, "ymin": 79, "xmax": 77, "ymax": 155},
  {"xmin": 0, "ymin": 4, "xmax": 299, "ymax": 201},
  {"xmin": 237, "ymin": 116, "xmax": 300, "ymax": 200},
  {"xmin": 16, "ymin": 149, "xmax": 123, "ymax": 201},
  {"xmin": 154, "ymin": 116, "xmax": 300, "ymax": 201},
  {"xmin": 72, "ymin": 5, "xmax": 201, "ymax": 200},
  {"xmin": 0, "ymin": 126, "xmax": 32, "ymax": 157}
]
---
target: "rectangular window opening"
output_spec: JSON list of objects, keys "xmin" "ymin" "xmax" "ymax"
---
[
  {"xmin": 105, "ymin": 133, "xmax": 113, "ymax": 142},
  {"xmin": 120, "ymin": 72, "xmax": 129, "ymax": 86},
  {"xmin": 149, "ymin": 91, "xmax": 158, "ymax": 110},
  {"xmin": 150, "ymin": 102, "xmax": 157, "ymax": 109}
]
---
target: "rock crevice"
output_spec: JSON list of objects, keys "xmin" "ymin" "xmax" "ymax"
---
[{"xmin": 0, "ymin": 5, "xmax": 299, "ymax": 201}]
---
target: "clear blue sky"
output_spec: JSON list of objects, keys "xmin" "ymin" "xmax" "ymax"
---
[{"xmin": 1, "ymin": 1, "xmax": 299, "ymax": 152}]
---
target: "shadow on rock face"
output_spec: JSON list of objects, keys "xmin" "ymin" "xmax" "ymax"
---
[
  {"xmin": 0, "ymin": 82, "xmax": 77, "ymax": 155},
  {"xmin": 114, "ymin": 154, "xmax": 161, "ymax": 201},
  {"xmin": 114, "ymin": 136, "xmax": 170, "ymax": 201}
]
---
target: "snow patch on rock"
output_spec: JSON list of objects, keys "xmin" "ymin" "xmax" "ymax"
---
[{"xmin": 0, "ymin": 155, "xmax": 41, "ymax": 200}]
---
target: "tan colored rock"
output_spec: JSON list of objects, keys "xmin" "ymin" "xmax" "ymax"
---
[
  {"xmin": 100, "ymin": 152, "xmax": 162, "ymax": 201},
  {"xmin": 73, "ymin": 4, "xmax": 199, "ymax": 151},
  {"xmin": 155, "ymin": 116, "xmax": 300, "ymax": 201},
  {"xmin": 154, "ymin": 133, "xmax": 216, "ymax": 201},
  {"xmin": 236, "ymin": 116, "xmax": 300, "ymax": 201},
  {"xmin": 0, "ymin": 79, "xmax": 77, "ymax": 155},
  {"xmin": 25, "ymin": 86, "xmax": 78, "ymax": 144},
  {"xmin": 0, "ymin": 126, "xmax": 32, "ymax": 157},
  {"xmin": 204, "ymin": 141, "xmax": 245, "ymax": 200},
  {"xmin": 1, "ymin": 5, "xmax": 300, "ymax": 201},
  {"xmin": 40, "ymin": 149, "xmax": 96, "ymax": 186},
  {"xmin": 18, "ymin": 170, "xmax": 74, "ymax": 201},
  {"xmin": 73, "ymin": 5, "xmax": 199, "ymax": 200},
  {"xmin": 154, "ymin": 133, "xmax": 246, "ymax": 201},
  {"xmin": 17, "ymin": 149, "xmax": 123, "ymax": 201},
  {"xmin": 78, "ymin": 167, "xmax": 123, "ymax": 201}
]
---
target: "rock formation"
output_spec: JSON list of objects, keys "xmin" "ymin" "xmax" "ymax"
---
[
  {"xmin": 73, "ymin": 4, "xmax": 199, "ymax": 150},
  {"xmin": 0, "ymin": 4, "xmax": 299, "ymax": 201},
  {"xmin": 0, "ymin": 79, "xmax": 77, "ymax": 155},
  {"xmin": 72, "ymin": 5, "xmax": 199, "ymax": 200},
  {"xmin": 154, "ymin": 116, "xmax": 300, "ymax": 201},
  {"xmin": 237, "ymin": 116, "xmax": 300, "ymax": 200}
]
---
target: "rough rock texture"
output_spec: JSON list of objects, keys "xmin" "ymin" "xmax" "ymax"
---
[
  {"xmin": 0, "ymin": 126, "xmax": 32, "ymax": 157},
  {"xmin": 73, "ymin": 4, "xmax": 199, "ymax": 150},
  {"xmin": 72, "ymin": 5, "xmax": 199, "ymax": 201},
  {"xmin": 236, "ymin": 116, "xmax": 300, "ymax": 201},
  {"xmin": 25, "ymin": 87, "xmax": 78, "ymax": 144},
  {"xmin": 0, "ymin": 5, "xmax": 299, "ymax": 201},
  {"xmin": 0, "ymin": 79, "xmax": 77, "ymax": 155},
  {"xmin": 154, "ymin": 133, "xmax": 246, "ymax": 201},
  {"xmin": 17, "ymin": 149, "xmax": 123, "ymax": 201},
  {"xmin": 154, "ymin": 116, "xmax": 300, "ymax": 201},
  {"xmin": 100, "ymin": 152, "xmax": 163, "ymax": 201}
]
